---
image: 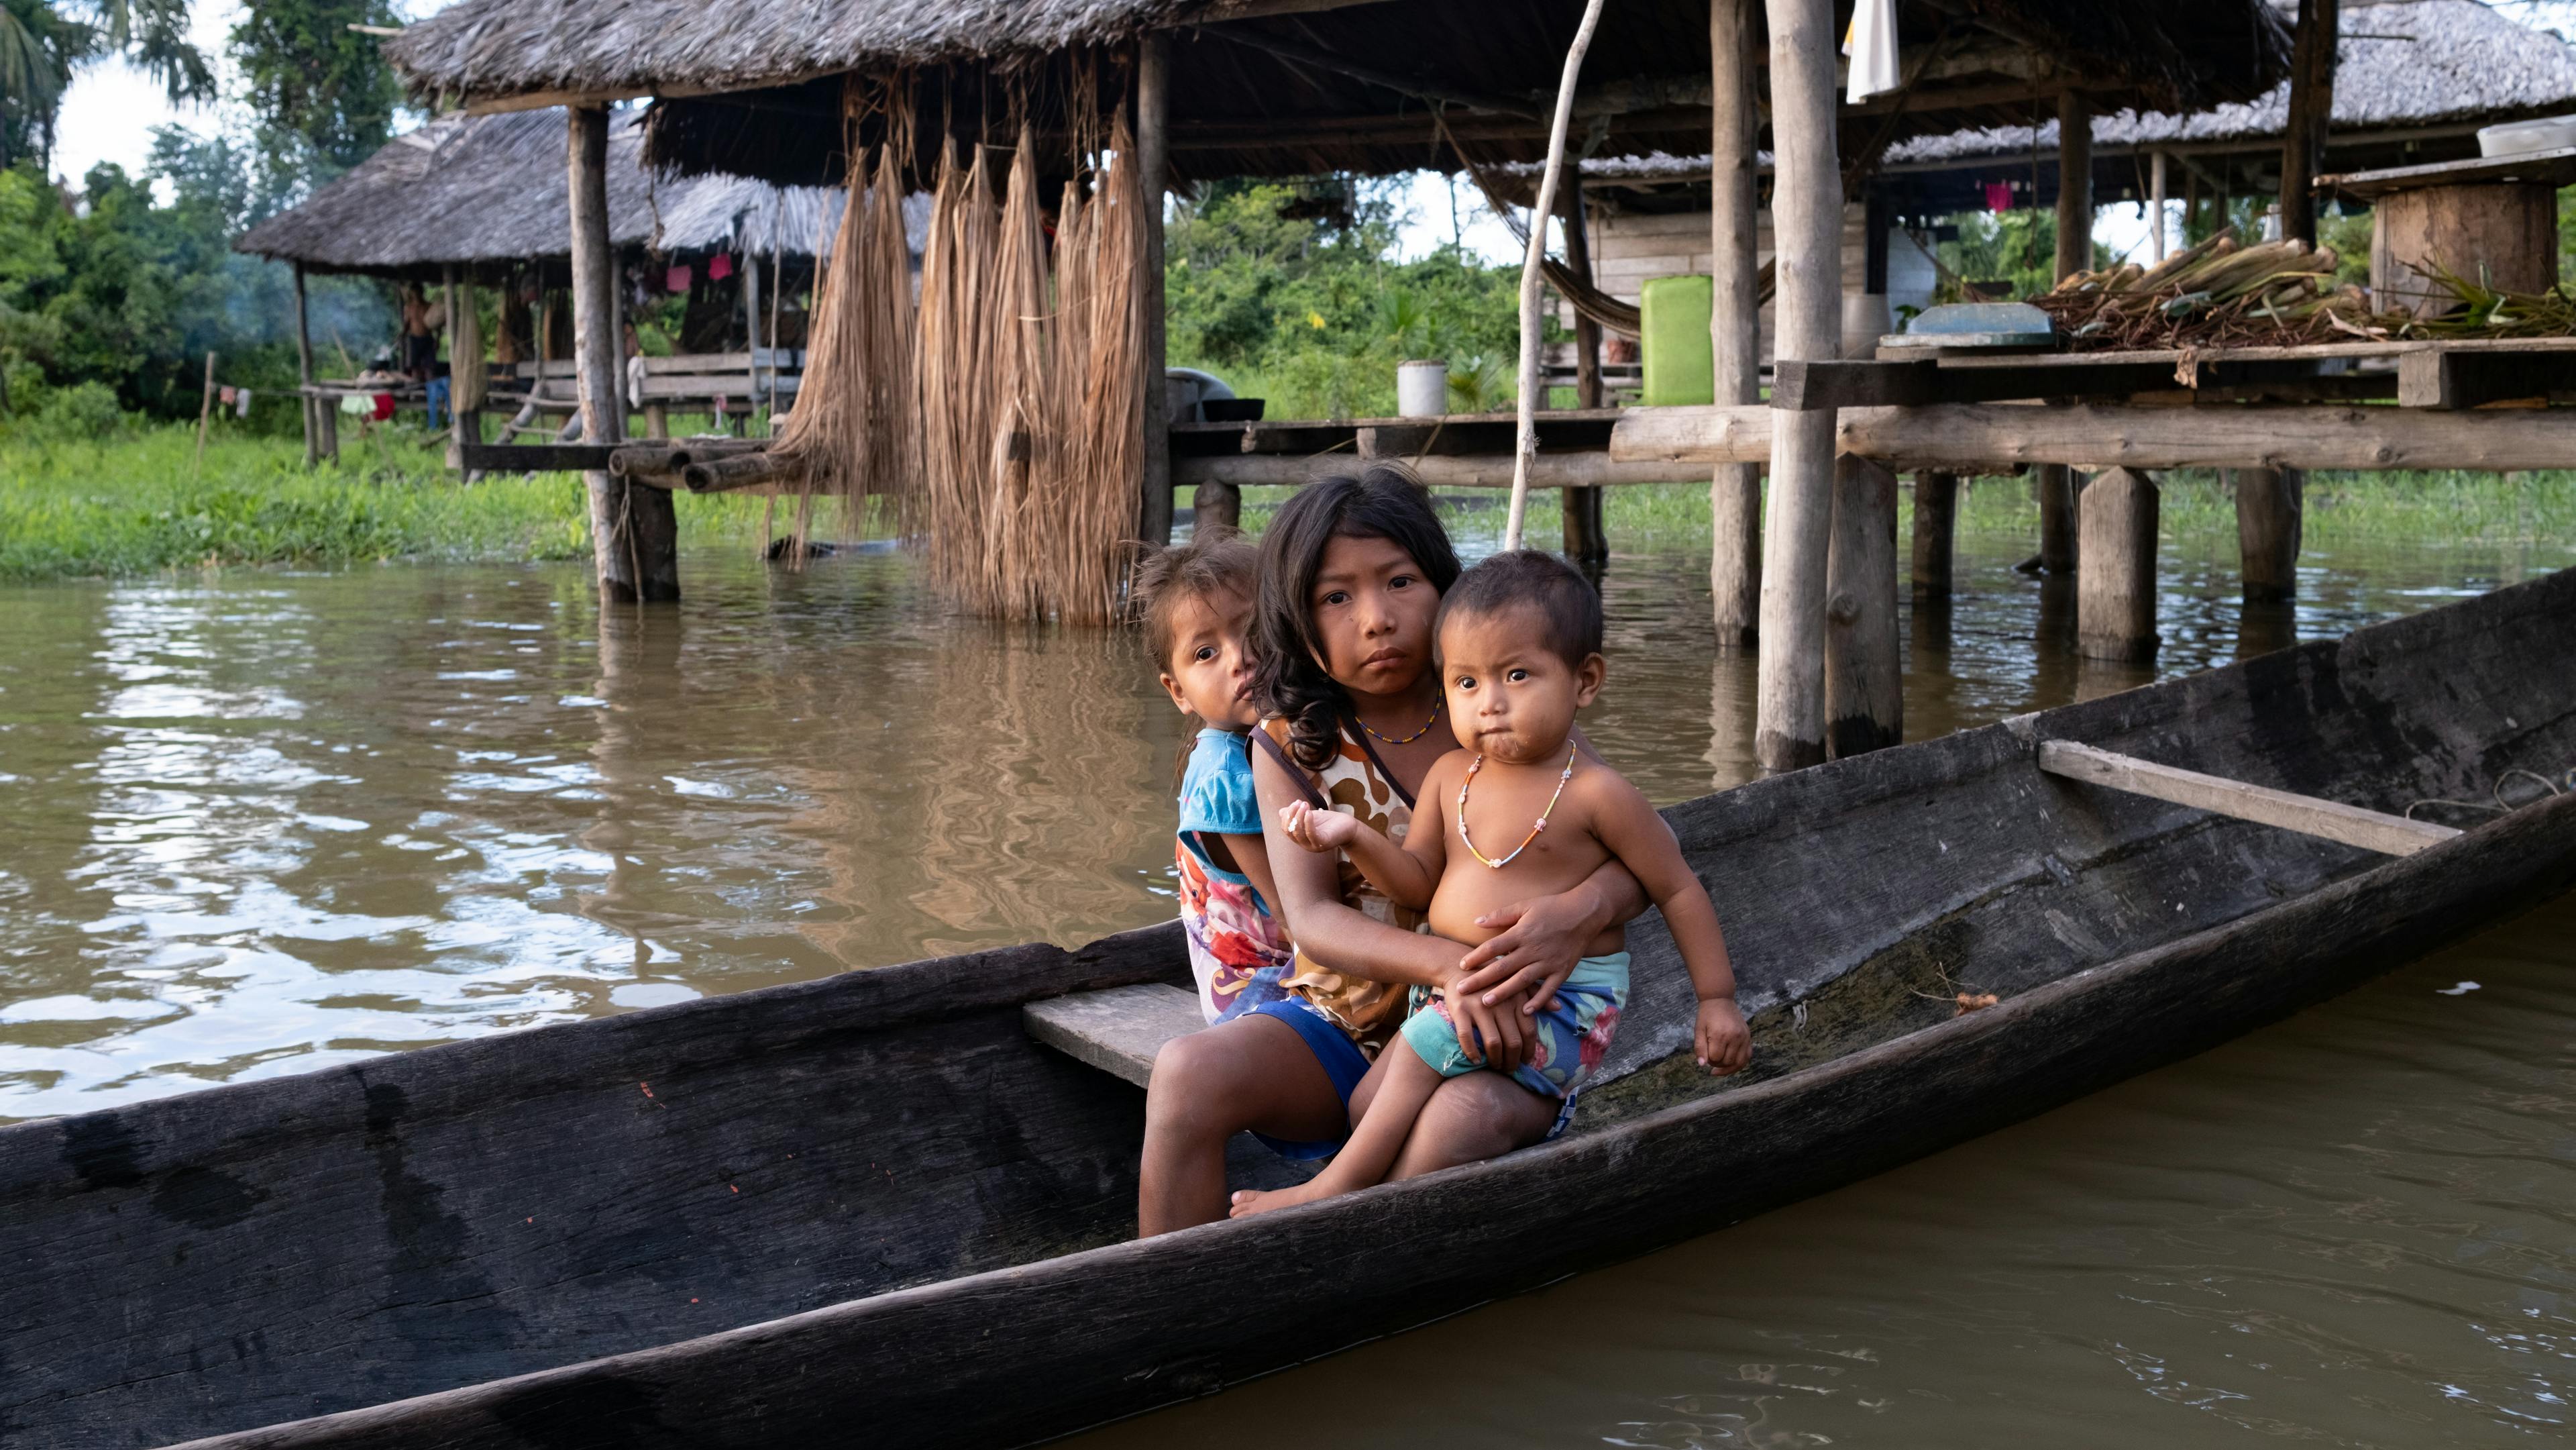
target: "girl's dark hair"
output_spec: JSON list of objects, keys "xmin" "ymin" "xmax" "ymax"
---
[
  {"xmin": 1252, "ymin": 465, "xmax": 1460, "ymax": 770},
  {"xmin": 1130, "ymin": 526, "xmax": 1259, "ymax": 673}
]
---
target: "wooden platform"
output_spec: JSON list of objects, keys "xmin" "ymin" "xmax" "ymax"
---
[
  {"xmin": 1786, "ymin": 335, "xmax": 2576, "ymax": 411},
  {"xmin": 1022, "ymin": 983, "xmax": 1203, "ymax": 1087},
  {"xmin": 1169, "ymin": 408, "xmax": 1623, "ymax": 460}
]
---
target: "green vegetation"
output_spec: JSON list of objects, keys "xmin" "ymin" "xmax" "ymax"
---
[
  {"xmin": 0, "ymin": 421, "xmax": 806, "ymax": 582},
  {"xmin": 0, "ymin": 0, "xmax": 210, "ymax": 169},
  {"xmin": 1166, "ymin": 179, "xmax": 1531, "ymax": 420}
]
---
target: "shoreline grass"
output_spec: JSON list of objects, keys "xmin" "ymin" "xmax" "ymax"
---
[{"xmin": 0, "ymin": 423, "xmax": 860, "ymax": 583}]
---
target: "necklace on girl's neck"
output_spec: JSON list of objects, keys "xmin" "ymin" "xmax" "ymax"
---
[
  {"xmin": 1456, "ymin": 745, "xmax": 1578, "ymax": 869},
  {"xmin": 1358, "ymin": 695, "xmax": 1443, "ymax": 745}
]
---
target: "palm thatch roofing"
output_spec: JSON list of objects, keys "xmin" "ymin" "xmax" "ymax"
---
[
  {"xmin": 1541, "ymin": 1, "xmax": 2576, "ymax": 214},
  {"xmin": 380, "ymin": 0, "xmax": 2294, "ymax": 188},
  {"xmin": 233, "ymin": 107, "xmax": 849, "ymax": 283}
]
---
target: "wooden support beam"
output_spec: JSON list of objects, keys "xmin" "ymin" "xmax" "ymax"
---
[
  {"xmin": 2037, "ymin": 740, "xmax": 2461, "ymax": 857},
  {"xmin": 1175, "ymin": 452, "xmax": 1690, "ymax": 490},
  {"xmin": 2055, "ymin": 89, "xmax": 2092, "ymax": 282},
  {"xmin": 1911, "ymin": 470, "xmax": 1957, "ymax": 600},
  {"xmin": 1191, "ymin": 482, "xmax": 1243, "ymax": 532},
  {"xmin": 1825, "ymin": 457, "xmax": 1901, "ymax": 757},
  {"xmin": 2279, "ymin": 0, "xmax": 2339, "ymax": 247},
  {"xmin": 569, "ymin": 105, "xmax": 678, "ymax": 603},
  {"xmin": 1202, "ymin": 26, "xmax": 1541, "ymax": 119},
  {"xmin": 1022, "ymin": 984, "xmax": 1204, "ymax": 1088},
  {"xmin": 1709, "ymin": 0, "xmax": 1762, "ymax": 649},
  {"xmin": 1561, "ymin": 172, "xmax": 1608, "ymax": 565},
  {"xmin": 1774, "ymin": 356, "xmax": 2358, "ymax": 410},
  {"xmin": 2076, "ymin": 468, "xmax": 2158, "ymax": 662},
  {"xmin": 2235, "ymin": 466, "xmax": 2303, "ymax": 602},
  {"xmin": 1608, "ymin": 401, "xmax": 2576, "ymax": 472},
  {"xmin": 2037, "ymin": 462, "xmax": 2078, "ymax": 574},
  {"xmin": 1137, "ymin": 35, "xmax": 1175, "ymax": 549},
  {"xmin": 1756, "ymin": 0, "xmax": 1843, "ymax": 772},
  {"xmin": 2396, "ymin": 348, "xmax": 2576, "ymax": 409},
  {"xmin": 293, "ymin": 262, "xmax": 317, "ymax": 470}
]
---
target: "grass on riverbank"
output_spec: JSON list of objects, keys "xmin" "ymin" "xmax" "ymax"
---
[{"xmin": 0, "ymin": 423, "xmax": 874, "ymax": 582}]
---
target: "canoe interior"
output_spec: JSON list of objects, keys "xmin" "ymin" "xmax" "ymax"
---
[{"xmin": 5, "ymin": 567, "xmax": 2573, "ymax": 1448}]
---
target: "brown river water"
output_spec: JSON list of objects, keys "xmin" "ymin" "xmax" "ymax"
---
[{"xmin": 1, "ymin": 502, "xmax": 2567, "ymax": 1443}]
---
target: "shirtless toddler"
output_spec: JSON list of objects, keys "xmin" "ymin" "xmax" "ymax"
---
[{"xmin": 1233, "ymin": 550, "xmax": 1750, "ymax": 1216}]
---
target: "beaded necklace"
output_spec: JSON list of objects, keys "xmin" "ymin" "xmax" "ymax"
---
[
  {"xmin": 1456, "ymin": 745, "xmax": 1579, "ymax": 869},
  {"xmin": 1358, "ymin": 696, "xmax": 1443, "ymax": 745}
]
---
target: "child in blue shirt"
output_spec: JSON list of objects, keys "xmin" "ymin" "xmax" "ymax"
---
[{"xmin": 1135, "ymin": 529, "xmax": 1293, "ymax": 1022}]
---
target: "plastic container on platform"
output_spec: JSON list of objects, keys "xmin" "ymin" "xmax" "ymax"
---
[{"xmin": 1396, "ymin": 360, "xmax": 1449, "ymax": 417}]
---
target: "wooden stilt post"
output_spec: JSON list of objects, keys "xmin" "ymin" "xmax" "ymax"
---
[
  {"xmin": 2076, "ymin": 467, "xmax": 2159, "ymax": 662},
  {"xmin": 1560, "ymin": 172, "xmax": 1607, "ymax": 565},
  {"xmin": 1911, "ymin": 470, "xmax": 1957, "ymax": 600},
  {"xmin": 1754, "ymin": 0, "xmax": 1839, "ymax": 770},
  {"xmin": 2055, "ymin": 89, "xmax": 2092, "ymax": 283},
  {"xmin": 193, "ymin": 350, "xmax": 217, "ymax": 475},
  {"xmin": 2235, "ymin": 466, "xmax": 2303, "ymax": 601},
  {"xmin": 2149, "ymin": 151, "xmax": 2168, "ymax": 263},
  {"xmin": 2280, "ymin": 0, "xmax": 2339, "ymax": 248},
  {"xmin": 1825, "ymin": 456, "xmax": 1901, "ymax": 757},
  {"xmin": 1192, "ymin": 482, "xmax": 1242, "ymax": 533},
  {"xmin": 2037, "ymin": 462, "xmax": 2078, "ymax": 573},
  {"xmin": 293, "ymin": 263, "xmax": 317, "ymax": 469},
  {"xmin": 1708, "ymin": 0, "xmax": 1762, "ymax": 649},
  {"xmin": 742, "ymin": 240, "xmax": 763, "ymax": 421},
  {"xmin": 570, "ymin": 104, "xmax": 678, "ymax": 603},
  {"xmin": 1136, "ymin": 33, "xmax": 1175, "ymax": 548}
]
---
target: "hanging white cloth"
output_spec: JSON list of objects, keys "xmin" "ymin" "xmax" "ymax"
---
[{"xmin": 1845, "ymin": 0, "xmax": 1900, "ymax": 104}]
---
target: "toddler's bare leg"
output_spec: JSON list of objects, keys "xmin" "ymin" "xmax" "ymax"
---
[{"xmin": 1231, "ymin": 1041, "xmax": 1444, "ymax": 1217}]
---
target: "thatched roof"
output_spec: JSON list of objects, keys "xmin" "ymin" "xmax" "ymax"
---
[
  {"xmin": 382, "ymin": 0, "xmax": 2293, "ymax": 186},
  {"xmin": 233, "ymin": 107, "xmax": 849, "ymax": 281},
  {"xmin": 1544, "ymin": 1, "xmax": 2576, "ymax": 211}
]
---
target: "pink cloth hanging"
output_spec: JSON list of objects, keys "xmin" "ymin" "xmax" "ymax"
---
[
  {"xmin": 1984, "ymin": 182, "xmax": 2012, "ymax": 213},
  {"xmin": 708, "ymin": 253, "xmax": 734, "ymax": 281},
  {"xmin": 665, "ymin": 264, "xmax": 693, "ymax": 293}
]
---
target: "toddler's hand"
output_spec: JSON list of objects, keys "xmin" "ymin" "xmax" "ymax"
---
[
  {"xmin": 1695, "ymin": 996, "xmax": 1751, "ymax": 1076},
  {"xmin": 1279, "ymin": 800, "xmax": 1357, "ymax": 853}
]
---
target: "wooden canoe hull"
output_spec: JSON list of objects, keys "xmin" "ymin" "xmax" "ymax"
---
[{"xmin": 2, "ymin": 567, "xmax": 2569, "ymax": 1449}]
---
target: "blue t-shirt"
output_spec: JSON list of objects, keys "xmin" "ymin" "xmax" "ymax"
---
[{"xmin": 1178, "ymin": 727, "xmax": 1267, "ymax": 902}]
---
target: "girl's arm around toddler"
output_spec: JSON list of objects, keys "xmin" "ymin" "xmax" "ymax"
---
[{"xmin": 1583, "ymin": 772, "xmax": 1752, "ymax": 1076}]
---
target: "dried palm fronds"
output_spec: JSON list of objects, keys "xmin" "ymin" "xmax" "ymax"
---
[{"xmin": 2037, "ymin": 232, "xmax": 2576, "ymax": 352}]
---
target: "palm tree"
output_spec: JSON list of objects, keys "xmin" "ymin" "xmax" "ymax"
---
[{"xmin": 0, "ymin": 0, "xmax": 211, "ymax": 170}]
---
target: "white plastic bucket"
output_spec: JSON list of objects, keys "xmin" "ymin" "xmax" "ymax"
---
[
  {"xmin": 1396, "ymin": 360, "xmax": 1449, "ymax": 418},
  {"xmin": 2479, "ymin": 115, "xmax": 2576, "ymax": 158}
]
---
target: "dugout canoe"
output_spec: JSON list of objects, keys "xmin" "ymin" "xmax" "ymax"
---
[{"xmin": 9, "ymin": 568, "xmax": 2576, "ymax": 1450}]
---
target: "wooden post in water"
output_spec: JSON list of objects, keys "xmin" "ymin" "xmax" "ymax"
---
[
  {"xmin": 1708, "ymin": 0, "xmax": 1762, "ymax": 648},
  {"xmin": 293, "ymin": 262, "xmax": 317, "ymax": 469},
  {"xmin": 193, "ymin": 350, "xmax": 217, "ymax": 475},
  {"xmin": 2037, "ymin": 462, "xmax": 2078, "ymax": 573},
  {"xmin": 2077, "ymin": 468, "xmax": 2160, "ymax": 662},
  {"xmin": 1560, "ymin": 171, "xmax": 1607, "ymax": 565},
  {"xmin": 1136, "ymin": 34, "xmax": 1175, "ymax": 549},
  {"xmin": 1754, "ymin": 0, "xmax": 1839, "ymax": 770},
  {"xmin": 2279, "ymin": 0, "xmax": 2339, "ymax": 248},
  {"xmin": 2235, "ymin": 466, "xmax": 2303, "ymax": 601},
  {"xmin": 1825, "ymin": 456, "xmax": 1901, "ymax": 757},
  {"xmin": 1192, "ymin": 482, "xmax": 1242, "ymax": 533},
  {"xmin": 1911, "ymin": 470, "xmax": 1957, "ymax": 600},
  {"xmin": 570, "ymin": 104, "xmax": 678, "ymax": 603}
]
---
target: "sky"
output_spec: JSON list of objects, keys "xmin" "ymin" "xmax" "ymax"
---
[{"xmin": 49, "ymin": 0, "xmax": 2576, "ymax": 265}]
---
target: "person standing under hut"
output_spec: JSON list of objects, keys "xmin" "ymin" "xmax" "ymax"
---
[{"xmin": 1138, "ymin": 466, "xmax": 1650, "ymax": 1236}]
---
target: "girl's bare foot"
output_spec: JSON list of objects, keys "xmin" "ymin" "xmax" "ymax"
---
[{"xmin": 1228, "ymin": 1183, "xmax": 1326, "ymax": 1217}]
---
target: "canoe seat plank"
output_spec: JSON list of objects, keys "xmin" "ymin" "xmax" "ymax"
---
[
  {"xmin": 1022, "ymin": 983, "xmax": 1202, "ymax": 1087},
  {"xmin": 2039, "ymin": 739, "xmax": 2463, "ymax": 856}
]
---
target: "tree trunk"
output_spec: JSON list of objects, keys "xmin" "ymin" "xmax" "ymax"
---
[{"xmin": 1136, "ymin": 34, "xmax": 1175, "ymax": 548}]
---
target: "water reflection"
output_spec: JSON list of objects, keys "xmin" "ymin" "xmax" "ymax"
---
[{"xmin": 0, "ymin": 532, "xmax": 2561, "ymax": 1119}]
